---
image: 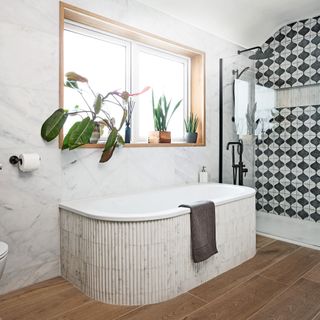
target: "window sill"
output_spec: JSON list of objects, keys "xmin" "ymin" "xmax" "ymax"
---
[{"xmin": 79, "ymin": 142, "xmax": 205, "ymax": 148}]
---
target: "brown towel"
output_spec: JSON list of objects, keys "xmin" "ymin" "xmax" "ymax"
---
[{"xmin": 179, "ymin": 201, "xmax": 218, "ymax": 263}]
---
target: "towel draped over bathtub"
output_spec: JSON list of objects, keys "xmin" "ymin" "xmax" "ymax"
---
[{"xmin": 179, "ymin": 201, "xmax": 218, "ymax": 263}]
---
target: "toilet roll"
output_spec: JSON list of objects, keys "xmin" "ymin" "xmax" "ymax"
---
[{"xmin": 18, "ymin": 153, "xmax": 41, "ymax": 172}]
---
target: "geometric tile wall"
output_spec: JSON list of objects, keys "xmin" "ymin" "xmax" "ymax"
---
[
  {"xmin": 256, "ymin": 16, "xmax": 320, "ymax": 89},
  {"xmin": 255, "ymin": 105, "xmax": 320, "ymax": 222}
]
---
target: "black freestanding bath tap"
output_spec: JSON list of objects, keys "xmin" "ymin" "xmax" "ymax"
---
[{"xmin": 226, "ymin": 140, "xmax": 248, "ymax": 186}]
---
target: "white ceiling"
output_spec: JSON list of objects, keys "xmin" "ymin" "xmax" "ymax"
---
[{"xmin": 138, "ymin": 0, "xmax": 320, "ymax": 48}]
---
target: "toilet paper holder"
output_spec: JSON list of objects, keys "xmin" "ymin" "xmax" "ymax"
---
[
  {"xmin": 9, "ymin": 154, "xmax": 41, "ymax": 172},
  {"xmin": 9, "ymin": 155, "xmax": 22, "ymax": 165}
]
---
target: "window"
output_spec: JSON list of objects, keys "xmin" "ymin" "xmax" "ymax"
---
[
  {"xmin": 64, "ymin": 24, "xmax": 129, "ymax": 140},
  {"xmin": 60, "ymin": 3, "xmax": 205, "ymax": 147},
  {"xmin": 136, "ymin": 47, "xmax": 189, "ymax": 141}
]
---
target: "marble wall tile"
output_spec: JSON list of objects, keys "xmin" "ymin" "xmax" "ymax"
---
[
  {"xmin": 0, "ymin": 22, "xmax": 59, "ymax": 89},
  {"xmin": 0, "ymin": 86, "xmax": 59, "ymax": 148}
]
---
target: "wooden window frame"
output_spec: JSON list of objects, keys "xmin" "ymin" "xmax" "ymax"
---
[{"xmin": 59, "ymin": 2, "xmax": 206, "ymax": 148}]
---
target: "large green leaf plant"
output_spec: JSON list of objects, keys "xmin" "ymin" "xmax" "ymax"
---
[{"xmin": 41, "ymin": 72, "xmax": 149, "ymax": 163}]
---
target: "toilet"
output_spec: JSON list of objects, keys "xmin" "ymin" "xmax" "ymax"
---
[{"xmin": 0, "ymin": 241, "xmax": 8, "ymax": 280}]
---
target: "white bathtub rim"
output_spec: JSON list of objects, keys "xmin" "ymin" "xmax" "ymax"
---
[
  {"xmin": 59, "ymin": 183, "xmax": 256, "ymax": 222},
  {"xmin": 60, "ymin": 206, "xmax": 191, "ymax": 222}
]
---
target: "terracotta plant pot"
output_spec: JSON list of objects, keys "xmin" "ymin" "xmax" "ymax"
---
[
  {"xmin": 186, "ymin": 132, "xmax": 198, "ymax": 143},
  {"xmin": 148, "ymin": 131, "xmax": 171, "ymax": 143}
]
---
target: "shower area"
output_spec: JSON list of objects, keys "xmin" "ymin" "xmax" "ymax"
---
[{"xmin": 220, "ymin": 16, "xmax": 320, "ymax": 248}]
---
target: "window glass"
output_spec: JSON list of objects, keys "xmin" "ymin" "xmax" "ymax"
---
[
  {"xmin": 136, "ymin": 49, "xmax": 187, "ymax": 141},
  {"xmin": 64, "ymin": 28, "xmax": 127, "ymax": 140},
  {"xmin": 63, "ymin": 23, "xmax": 189, "ymax": 143}
]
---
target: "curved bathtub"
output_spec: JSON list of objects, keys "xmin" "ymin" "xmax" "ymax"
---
[{"xmin": 60, "ymin": 183, "xmax": 256, "ymax": 305}]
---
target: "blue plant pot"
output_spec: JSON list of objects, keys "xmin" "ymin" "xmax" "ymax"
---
[
  {"xmin": 125, "ymin": 125, "xmax": 131, "ymax": 143},
  {"xmin": 186, "ymin": 132, "xmax": 198, "ymax": 143}
]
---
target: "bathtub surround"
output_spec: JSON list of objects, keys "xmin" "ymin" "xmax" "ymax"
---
[
  {"xmin": 0, "ymin": 1, "xmax": 244, "ymax": 294},
  {"xmin": 60, "ymin": 183, "xmax": 256, "ymax": 305},
  {"xmin": 0, "ymin": 242, "xmax": 8, "ymax": 281},
  {"xmin": 256, "ymin": 15, "xmax": 320, "ymax": 89}
]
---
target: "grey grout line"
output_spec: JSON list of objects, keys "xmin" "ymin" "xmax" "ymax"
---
[
  {"xmin": 259, "ymin": 259, "xmax": 320, "ymax": 287},
  {"xmin": 312, "ymin": 310, "xmax": 320, "ymax": 320},
  {"xmin": 258, "ymin": 245, "xmax": 320, "ymax": 285},
  {"xmin": 302, "ymin": 261, "xmax": 320, "ymax": 281},
  {"xmin": 186, "ymin": 291, "xmax": 209, "ymax": 304},
  {"xmin": 47, "ymin": 300, "xmax": 96, "ymax": 320},
  {"xmin": 254, "ymin": 245, "xmax": 301, "ymax": 276},
  {"xmin": 113, "ymin": 305, "xmax": 145, "ymax": 320},
  {"xmin": 246, "ymin": 284, "xmax": 293, "ymax": 320},
  {"xmin": 256, "ymin": 237, "xmax": 276, "ymax": 250}
]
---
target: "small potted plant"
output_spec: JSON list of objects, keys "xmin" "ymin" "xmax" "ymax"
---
[
  {"xmin": 184, "ymin": 112, "xmax": 199, "ymax": 143},
  {"xmin": 149, "ymin": 91, "xmax": 182, "ymax": 143}
]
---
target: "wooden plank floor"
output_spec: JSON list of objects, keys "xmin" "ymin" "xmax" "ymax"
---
[{"xmin": 1, "ymin": 235, "xmax": 320, "ymax": 320}]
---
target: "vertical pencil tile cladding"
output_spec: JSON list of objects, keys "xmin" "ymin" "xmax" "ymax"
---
[
  {"xmin": 60, "ymin": 196, "xmax": 256, "ymax": 305},
  {"xmin": 255, "ymin": 105, "xmax": 320, "ymax": 222},
  {"xmin": 256, "ymin": 16, "xmax": 320, "ymax": 89}
]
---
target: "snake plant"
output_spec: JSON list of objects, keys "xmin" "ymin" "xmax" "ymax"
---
[
  {"xmin": 152, "ymin": 91, "xmax": 182, "ymax": 131},
  {"xmin": 184, "ymin": 112, "xmax": 199, "ymax": 133}
]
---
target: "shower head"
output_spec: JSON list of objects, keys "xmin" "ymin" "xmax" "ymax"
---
[
  {"xmin": 249, "ymin": 48, "xmax": 274, "ymax": 60},
  {"xmin": 238, "ymin": 46, "xmax": 274, "ymax": 60},
  {"xmin": 233, "ymin": 66, "xmax": 250, "ymax": 79}
]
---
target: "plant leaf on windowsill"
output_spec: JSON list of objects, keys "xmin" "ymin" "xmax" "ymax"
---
[
  {"xmin": 41, "ymin": 109, "xmax": 68, "ymax": 142},
  {"xmin": 68, "ymin": 117, "xmax": 95, "ymax": 150},
  {"xmin": 100, "ymin": 128, "xmax": 118, "ymax": 163}
]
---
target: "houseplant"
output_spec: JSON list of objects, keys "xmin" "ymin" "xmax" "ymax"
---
[
  {"xmin": 41, "ymin": 72, "xmax": 149, "ymax": 163},
  {"xmin": 149, "ymin": 91, "xmax": 182, "ymax": 143},
  {"xmin": 184, "ymin": 112, "xmax": 199, "ymax": 143}
]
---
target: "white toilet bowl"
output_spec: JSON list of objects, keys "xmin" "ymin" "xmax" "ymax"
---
[{"xmin": 0, "ymin": 241, "xmax": 8, "ymax": 280}]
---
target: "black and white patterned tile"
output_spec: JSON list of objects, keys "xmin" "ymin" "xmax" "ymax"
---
[
  {"xmin": 256, "ymin": 16, "xmax": 320, "ymax": 89},
  {"xmin": 255, "ymin": 105, "xmax": 320, "ymax": 222}
]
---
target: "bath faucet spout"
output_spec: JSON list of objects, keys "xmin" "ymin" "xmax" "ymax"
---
[{"xmin": 226, "ymin": 140, "xmax": 247, "ymax": 185}]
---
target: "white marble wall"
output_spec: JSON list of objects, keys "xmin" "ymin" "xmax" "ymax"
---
[{"xmin": 0, "ymin": 0, "xmax": 242, "ymax": 294}]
